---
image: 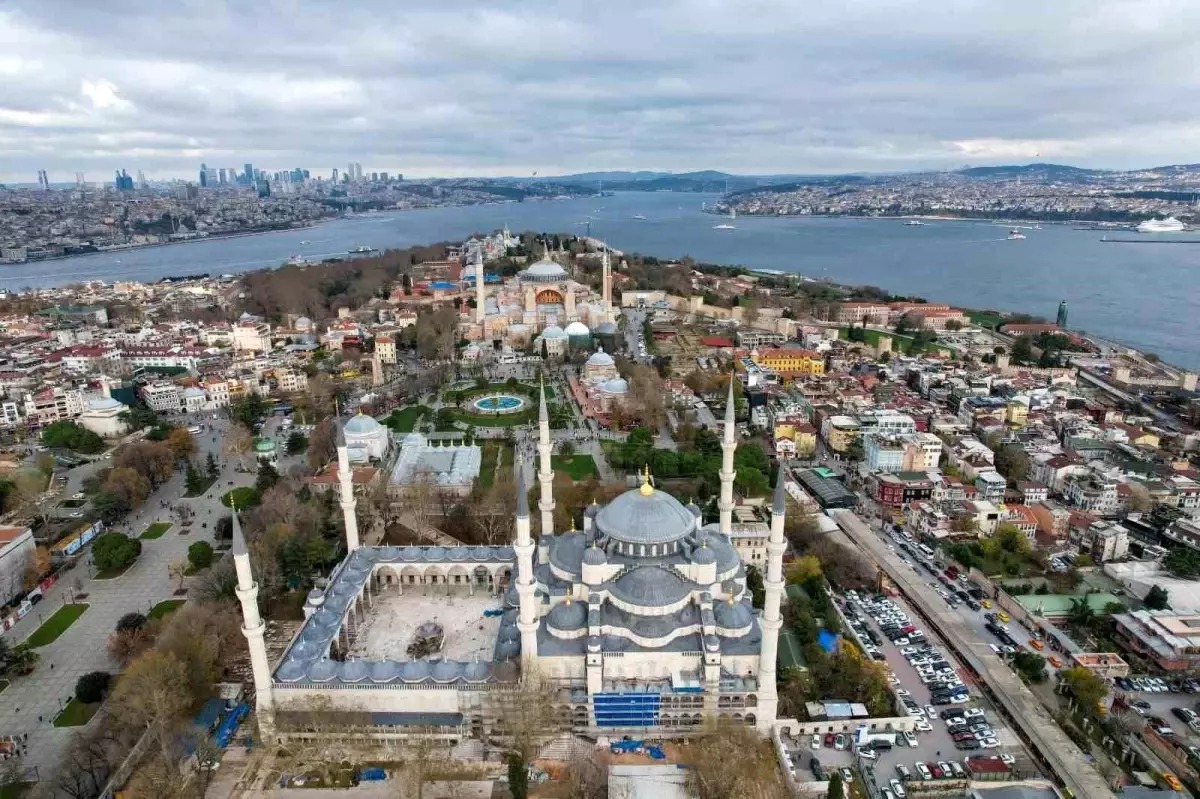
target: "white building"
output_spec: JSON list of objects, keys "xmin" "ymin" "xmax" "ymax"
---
[
  {"xmin": 23, "ymin": 387, "xmax": 84, "ymax": 424},
  {"xmin": 0, "ymin": 525, "xmax": 34, "ymax": 606},
  {"xmin": 203, "ymin": 379, "xmax": 230, "ymax": 408},
  {"xmin": 276, "ymin": 369, "xmax": 309, "ymax": 394},
  {"xmin": 864, "ymin": 435, "xmax": 906, "ymax": 473},
  {"xmin": 142, "ymin": 383, "xmax": 183, "ymax": 413},
  {"xmin": 232, "ymin": 319, "xmax": 272, "ymax": 353},
  {"xmin": 78, "ymin": 396, "xmax": 128, "ymax": 438},
  {"xmin": 182, "ymin": 387, "xmax": 208, "ymax": 414}
]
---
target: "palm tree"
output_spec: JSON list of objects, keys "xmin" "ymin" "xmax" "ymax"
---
[{"xmin": 1068, "ymin": 597, "xmax": 1096, "ymax": 630}]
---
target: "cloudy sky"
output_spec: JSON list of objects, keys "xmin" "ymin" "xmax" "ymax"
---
[{"xmin": 2, "ymin": 0, "xmax": 1198, "ymax": 182}]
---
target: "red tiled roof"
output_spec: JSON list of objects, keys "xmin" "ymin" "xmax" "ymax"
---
[{"xmin": 701, "ymin": 336, "xmax": 734, "ymax": 347}]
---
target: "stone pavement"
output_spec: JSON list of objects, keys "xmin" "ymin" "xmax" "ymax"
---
[{"xmin": 0, "ymin": 419, "xmax": 254, "ymax": 782}]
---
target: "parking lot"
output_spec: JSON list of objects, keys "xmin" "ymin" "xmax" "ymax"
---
[{"xmin": 777, "ymin": 581, "xmax": 1037, "ymax": 798}]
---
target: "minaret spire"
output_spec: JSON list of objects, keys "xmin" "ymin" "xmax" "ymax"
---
[
  {"xmin": 335, "ymin": 413, "xmax": 360, "ymax": 551},
  {"xmin": 232, "ymin": 506, "xmax": 275, "ymax": 737},
  {"xmin": 757, "ymin": 466, "xmax": 788, "ymax": 731},
  {"xmin": 718, "ymin": 371, "xmax": 738, "ymax": 535},
  {"xmin": 474, "ymin": 247, "xmax": 486, "ymax": 324},
  {"xmin": 537, "ymin": 377, "xmax": 555, "ymax": 535},
  {"xmin": 514, "ymin": 458, "xmax": 539, "ymax": 667}
]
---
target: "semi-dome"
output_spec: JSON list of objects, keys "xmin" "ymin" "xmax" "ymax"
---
[
  {"xmin": 610, "ymin": 565, "xmax": 691, "ymax": 606},
  {"xmin": 596, "ymin": 486, "xmax": 696, "ymax": 546},
  {"xmin": 521, "ymin": 257, "xmax": 569, "ymax": 282},
  {"xmin": 542, "ymin": 325, "xmax": 567, "ymax": 339},
  {"xmin": 547, "ymin": 599, "xmax": 588, "ymax": 631},
  {"xmin": 586, "ymin": 347, "xmax": 615, "ymax": 367},
  {"xmin": 565, "ymin": 321, "xmax": 590, "ymax": 336},
  {"xmin": 344, "ymin": 413, "xmax": 384, "ymax": 434},
  {"xmin": 602, "ymin": 377, "xmax": 629, "ymax": 394}
]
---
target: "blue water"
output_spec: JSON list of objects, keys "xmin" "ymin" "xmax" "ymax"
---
[
  {"xmin": 8, "ymin": 192, "xmax": 1199, "ymax": 368},
  {"xmin": 473, "ymin": 395, "xmax": 523, "ymax": 411}
]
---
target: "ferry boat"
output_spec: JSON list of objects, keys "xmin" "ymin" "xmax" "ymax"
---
[
  {"xmin": 632, "ymin": 214, "xmax": 647, "ymax": 220},
  {"xmin": 1007, "ymin": 229, "xmax": 1026, "ymax": 240},
  {"xmin": 1137, "ymin": 216, "xmax": 1186, "ymax": 233},
  {"xmin": 348, "ymin": 245, "xmax": 377, "ymax": 255},
  {"xmin": 904, "ymin": 220, "xmax": 926, "ymax": 226}
]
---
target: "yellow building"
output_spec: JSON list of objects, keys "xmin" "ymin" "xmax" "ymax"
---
[
  {"xmin": 752, "ymin": 347, "xmax": 825, "ymax": 376},
  {"xmin": 1005, "ymin": 401, "xmax": 1028, "ymax": 427},
  {"xmin": 822, "ymin": 415, "xmax": 861, "ymax": 453}
]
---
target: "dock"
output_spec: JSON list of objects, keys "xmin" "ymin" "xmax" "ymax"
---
[{"xmin": 1100, "ymin": 238, "xmax": 1200, "ymax": 244}]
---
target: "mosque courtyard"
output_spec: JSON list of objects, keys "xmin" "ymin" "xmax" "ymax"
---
[{"xmin": 347, "ymin": 590, "xmax": 504, "ymax": 663}]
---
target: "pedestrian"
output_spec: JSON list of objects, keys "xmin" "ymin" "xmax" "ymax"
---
[{"xmin": 36, "ymin": 716, "xmax": 41, "ymax": 723}]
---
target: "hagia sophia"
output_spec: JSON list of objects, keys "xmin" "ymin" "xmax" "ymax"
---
[{"xmin": 232, "ymin": 381, "xmax": 792, "ymax": 745}]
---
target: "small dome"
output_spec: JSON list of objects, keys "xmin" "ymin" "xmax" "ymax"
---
[
  {"xmin": 583, "ymin": 542, "xmax": 607, "ymax": 566},
  {"xmin": 254, "ymin": 437, "xmax": 276, "ymax": 452},
  {"xmin": 542, "ymin": 325, "xmax": 567, "ymax": 339},
  {"xmin": 565, "ymin": 321, "xmax": 590, "ymax": 336},
  {"xmin": 692, "ymin": 543, "xmax": 717, "ymax": 565},
  {"xmin": 344, "ymin": 413, "xmax": 383, "ymax": 435},
  {"xmin": 596, "ymin": 321, "xmax": 618, "ymax": 335},
  {"xmin": 586, "ymin": 347, "xmax": 615, "ymax": 367},
  {"xmin": 548, "ymin": 600, "xmax": 588, "ymax": 631},
  {"xmin": 714, "ymin": 600, "xmax": 754, "ymax": 630},
  {"xmin": 432, "ymin": 660, "xmax": 461, "ymax": 682},
  {"xmin": 497, "ymin": 639, "xmax": 521, "ymax": 660},
  {"xmin": 602, "ymin": 377, "xmax": 629, "ymax": 394}
]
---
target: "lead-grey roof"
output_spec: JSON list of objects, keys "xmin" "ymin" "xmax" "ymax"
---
[
  {"xmin": 547, "ymin": 600, "xmax": 588, "ymax": 631},
  {"xmin": 609, "ymin": 565, "xmax": 691, "ymax": 606},
  {"xmin": 595, "ymin": 488, "xmax": 696, "ymax": 546}
]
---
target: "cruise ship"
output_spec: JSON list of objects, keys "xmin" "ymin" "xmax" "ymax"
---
[{"xmin": 1137, "ymin": 217, "xmax": 1186, "ymax": 233}]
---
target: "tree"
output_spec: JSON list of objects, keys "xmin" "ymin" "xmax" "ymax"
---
[
  {"xmin": 118, "ymin": 404, "xmax": 159, "ymax": 431},
  {"xmin": 684, "ymin": 719, "xmax": 788, "ymax": 799},
  {"xmin": 508, "ymin": 753, "xmax": 529, "ymax": 799},
  {"xmin": 1145, "ymin": 584, "xmax": 1171, "ymax": 610},
  {"xmin": 223, "ymin": 424, "xmax": 255, "ymax": 469},
  {"xmin": 34, "ymin": 450, "xmax": 55, "ymax": 476},
  {"xmin": 103, "ymin": 466, "xmax": 152, "ymax": 511},
  {"xmin": 165, "ymin": 426, "xmax": 196, "ymax": 462},
  {"xmin": 187, "ymin": 541, "xmax": 214, "ymax": 572},
  {"xmin": 827, "ymin": 772, "xmax": 845, "ymax": 799},
  {"xmin": 114, "ymin": 441, "xmax": 174, "ymax": 486},
  {"xmin": 107, "ymin": 650, "xmax": 191, "ymax": 763},
  {"xmin": 117, "ymin": 612, "xmax": 147, "ymax": 633},
  {"xmin": 230, "ymin": 393, "xmax": 269, "ymax": 432},
  {"xmin": 993, "ymin": 444, "xmax": 1031, "ymax": 483},
  {"xmin": 286, "ymin": 431, "xmax": 308, "ymax": 455},
  {"xmin": 91, "ymin": 532, "xmax": 141, "ymax": 572},
  {"xmin": 40, "ymin": 420, "xmax": 105, "ymax": 453},
  {"xmin": 75, "ymin": 671, "xmax": 112, "ymax": 704},
  {"xmin": 1059, "ymin": 665, "xmax": 1109, "ymax": 713},
  {"xmin": 306, "ymin": 418, "xmax": 336, "ymax": 470},
  {"xmin": 205, "ymin": 451, "xmax": 220, "ymax": 479},
  {"xmin": 255, "ymin": 460, "xmax": 280, "ymax": 492},
  {"xmin": 23, "ymin": 545, "xmax": 50, "ymax": 590},
  {"xmin": 185, "ymin": 459, "xmax": 208, "ymax": 495},
  {"xmin": 4, "ymin": 642, "xmax": 37, "ymax": 675},
  {"xmin": 558, "ymin": 440, "xmax": 576, "ymax": 459},
  {"xmin": 1126, "ymin": 481, "xmax": 1151, "ymax": 513},
  {"xmin": 11, "ymin": 468, "xmax": 49, "ymax": 526},
  {"xmin": 1164, "ymin": 548, "xmax": 1200, "ymax": 579}
]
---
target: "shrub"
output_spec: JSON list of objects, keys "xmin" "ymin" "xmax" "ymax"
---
[
  {"xmin": 187, "ymin": 541, "xmax": 214, "ymax": 571},
  {"xmin": 91, "ymin": 532, "xmax": 141, "ymax": 572},
  {"xmin": 75, "ymin": 671, "xmax": 111, "ymax": 704},
  {"xmin": 116, "ymin": 612, "xmax": 146, "ymax": 632}
]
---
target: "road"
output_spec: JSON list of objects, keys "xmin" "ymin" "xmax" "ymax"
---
[{"xmin": 830, "ymin": 508, "xmax": 1117, "ymax": 799}]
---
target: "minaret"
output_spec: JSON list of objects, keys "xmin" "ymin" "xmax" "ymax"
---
[
  {"xmin": 514, "ymin": 460, "xmax": 539, "ymax": 667},
  {"xmin": 757, "ymin": 467, "xmax": 788, "ymax": 731},
  {"xmin": 601, "ymin": 247, "xmax": 612, "ymax": 321},
  {"xmin": 232, "ymin": 507, "xmax": 275, "ymax": 737},
  {"xmin": 718, "ymin": 373, "xmax": 737, "ymax": 535},
  {"xmin": 474, "ymin": 248, "xmax": 486, "ymax": 324},
  {"xmin": 537, "ymin": 379, "xmax": 555, "ymax": 535},
  {"xmin": 336, "ymin": 415, "xmax": 360, "ymax": 551}
]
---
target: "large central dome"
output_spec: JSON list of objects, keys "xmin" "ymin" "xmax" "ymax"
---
[
  {"xmin": 595, "ymin": 485, "xmax": 696, "ymax": 547},
  {"xmin": 520, "ymin": 257, "xmax": 568, "ymax": 283}
]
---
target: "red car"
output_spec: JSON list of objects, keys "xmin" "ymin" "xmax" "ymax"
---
[
  {"xmin": 929, "ymin": 763, "xmax": 944, "ymax": 778},
  {"xmin": 900, "ymin": 624, "xmax": 916, "ymax": 634},
  {"xmin": 824, "ymin": 733, "xmax": 835, "ymax": 748}
]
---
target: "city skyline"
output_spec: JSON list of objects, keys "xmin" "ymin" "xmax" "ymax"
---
[{"xmin": 3, "ymin": 1, "xmax": 1200, "ymax": 182}]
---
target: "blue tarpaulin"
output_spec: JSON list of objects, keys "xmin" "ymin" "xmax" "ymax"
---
[{"xmin": 817, "ymin": 629, "xmax": 840, "ymax": 653}]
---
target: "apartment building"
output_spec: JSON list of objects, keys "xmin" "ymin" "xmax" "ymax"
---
[{"xmin": 141, "ymin": 382, "xmax": 183, "ymax": 413}]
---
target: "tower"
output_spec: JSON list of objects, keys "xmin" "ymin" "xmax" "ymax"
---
[
  {"xmin": 513, "ymin": 460, "xmax": 539, "ymax": 667},
  {"xmin": 718, "ymin": 373, "xmax": 737, "ymax": 535},
  {"xmin": 757, "ymin": 467, "xmax": 788, "ymax": 731},
  {"xmin": 232, "ymin": 507, "xmax": 275, "ymax": 736},
  {"xmin": 474, "ymin": 248, "xmax": 486, "ymax": 324},
  {"xmin": 537, "ymin": 380, "xmax": 555, "ymax": 535},
  {"xmin": 1057, "ymin": 300, "xmax": 1068, "ymax": 329},
  {"xmin": 601, "ymin": 247, "xmax": 613, "ymax": 321},
  {"xmin": 371, "ymin": 351, "xmax": 383, "ymax": 387},
  {"xmin": 336, "ymin": 416, "xmax": 360, "ymax": 551}
]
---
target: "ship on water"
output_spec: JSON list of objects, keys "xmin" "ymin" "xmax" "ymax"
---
[
  {"xmin": 713, "ymin": 207, "xmax": 737, "ymax": 230},
  {"xmin": 1007, "ymin": 229, "xmax": 1026, "ymax": 240},
  {"xmin": 1137, "ymin": 216, "xmax": 1186, "ymax": 233},
  {"xmin": 348, "ymin": 245, "xmax": 377, "ymax": 255},
  {"xmin": 904, "ymin": 220, "xmax": 926, "ymax": 226}
]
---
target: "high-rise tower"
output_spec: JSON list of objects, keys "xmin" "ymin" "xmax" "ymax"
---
[{"xmin": 1057, "ymin": 300, "xmax": 1068, "ymax": 329}]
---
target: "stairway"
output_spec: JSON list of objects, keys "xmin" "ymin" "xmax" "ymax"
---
[
  {"xmin": 450, "ymin": 738, "xmax": 485, "ymax": 761},
  {"xmin": 537, "ymin": 733, "xmax": 595, "ymax": 762}
]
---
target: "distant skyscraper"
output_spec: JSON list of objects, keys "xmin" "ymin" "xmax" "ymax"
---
[
  {"xmin": 347, "ymin": 163, "xmax": 355, "ymax": 181},
  {"xmin": 136, "ymin": 170, "xmax": 147, "ymax": 189},
  {"xmin": 75, "ymin": 172, "xmax": 85, "ymax": 187},
  {"xmin": 380, "ymin": 172, "xmax": 389, "ymax": 182},
  {"xmin": 1057, "ymin": 300, "xmax": 1068, "ymax": 329},
  {"xmin": 243, "ymin": 162, "xmax": 254, "ymax": 185},
  {"xmin": 255, "ymin": 179, "xmax": 270, "ymax": 198},
  {"xmin": 332, "ymin": 168, "xmax": 339, "ymax": 182},
  {"xmin": 218, "ymin": 168, "xmax": 227, "ymax": 185},
  {"xmin": 114, "ymin": 170, "xmax": 134, "ymax": 190},
  {"xmin": 355, "ymin": 163, "xmax": 363, "ymax": 180},
  {"xmin": 199, "ymin": 163, "xmax": 208, "ymax": 187}
]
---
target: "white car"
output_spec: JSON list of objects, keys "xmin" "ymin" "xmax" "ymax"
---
[
  {"xmin": 924, "ymin": 705, "xmax": 938, "ymax": 718},
  {"xmin": 999, "ymin": 754, "xmax": 1016, "ymax": 767},
  {"xmin": 946, "ymin": 717, "xmax": 966, "ymax": 729},
  {"xmin": 895, "ymin": 688, "xmax": 911, "ymax": 696},
  {"xmin": 902, "ymin": 730, "xmax": 918, "ymax": 747},
  {"xmin": 950, "ymin": 694, "xmax": 970, "ymax": 704},
  {"xmin": 915, "ymin": 762, "xmax": 932, "ymax": 780},
  {"xmin": 858, "ymin": 748, "xmax": 877, "ymax": 760},
  {"xmin": 890, "ymin": 778, "xmax": 907, "ymax": 797},
  {"xmin": 914, "ymin": 720, "xmax": 932, "ymax": 732},
  {"xmin": 964, "ymin": 709, "xmax": 985, "ymax": 720},
  {"xmin": 980, "ymin": 737, "xmax": 1000, "ymax": 749},
  {"xmin": 811, "ymin": 734, "xmax": 821, "ymax": 748}
]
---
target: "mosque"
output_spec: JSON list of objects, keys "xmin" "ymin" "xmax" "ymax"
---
[
  {"xmin": 463, "ymin": 241, "xmax": 618, "ymax": 354},
  {"xmin": 234, "ymin": 380, "xmax": 789, "ymax": 745}
]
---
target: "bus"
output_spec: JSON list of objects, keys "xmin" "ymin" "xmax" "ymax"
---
[{"xmin": 918, "ymin": 544, "xmax": 935, "ymax": 559}]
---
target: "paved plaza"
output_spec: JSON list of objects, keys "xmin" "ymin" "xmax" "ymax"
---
[{"xmin": 0, "ymin": 418, "xmax": 255, "ymax": 781}]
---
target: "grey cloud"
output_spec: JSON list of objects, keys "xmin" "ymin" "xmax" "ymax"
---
[{"xmin": 3, "ymin": 0, "xmax": 1200, "ymax": 181}]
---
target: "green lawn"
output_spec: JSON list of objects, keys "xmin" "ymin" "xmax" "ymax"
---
[
  {"xmin": 478, "ymin": 443, "xmax": 514, "ymax": 489},
  {"xmin": 0, "ymin": 782, "xmax": 33, "ymax": 798},
  {"xmin": 148, "ymin": 599, "xmax": 186, "ymax": 620},
  {"xmin": 0, "ymin": 679, "xmax": 9, "ymax": 694},
  {"xmin": 221, "ymin": 486, "xmax": 262, "ymax": 508},
  {"xmin": 53, "ymin": 697, "xmax": 100, "ymax": 727},
  {"xmin": 839, "ymin": 326, "xmax": 955, "ymax": 356},
  {"xmin": 140, "ymin": 521, "xmax": 173, "ymax": 540},
  {"xmin": 964, "ymin": 308, "xmax": 1007, "ymax": 330},
  {"xmin": 552, "ymin": 454, "xmax": 598, "ymax": 481},
  {"xmin": 448, "ymin": 407, "xmax": 535, "ymax": 428},
  {"xmin": 383, "ymin": 406, "xmax": 427, "ymax": 433},
  {"xmin": 25, "ymin": 603, "xmax": 89, "ymax": 647}
]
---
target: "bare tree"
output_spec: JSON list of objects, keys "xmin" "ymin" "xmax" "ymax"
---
[
  {"xmin": 562, "ymin": 749, "xmax": 612, "ymax": 799},
  {"xmin": 684, "ymin": 719, "xmax": 789, "ymax": 799},
  {"xmin": 40, "ymin": 728, "xmax": 115, "ymax": 799},
  {"xmin": 486, "ymin": 666, "xmax": 571, "ymax": 765}
]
